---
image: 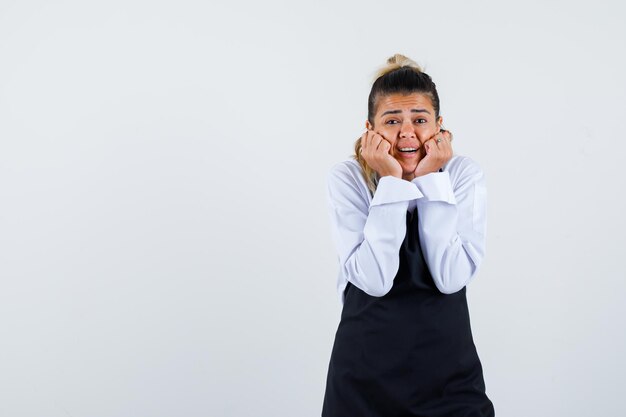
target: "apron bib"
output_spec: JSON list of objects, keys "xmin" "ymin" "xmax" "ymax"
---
[{"xmin": 322, "ymin": 207, "xmax": 495, "ymax": 416}]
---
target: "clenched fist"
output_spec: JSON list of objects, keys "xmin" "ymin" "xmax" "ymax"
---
[
  {"xmin": 413, "ymin": 129, "xmax": 453, "ymax": 178},
  {"xmin": 359, "ymin": 130, "xmax": 403, "ymax": 179}
]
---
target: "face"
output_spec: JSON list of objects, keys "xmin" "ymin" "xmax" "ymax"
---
[{"xmin": 366, "ymin": 92, "xmax": 443, "ymax": 179}]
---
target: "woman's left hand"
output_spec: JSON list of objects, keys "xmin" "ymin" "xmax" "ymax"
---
[{"xmin": 413, "ymin": 129, "xmax": 454, "ymax": 178}]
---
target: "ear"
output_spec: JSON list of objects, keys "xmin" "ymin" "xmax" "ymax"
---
[
  {"xmin": 365, "ymin": 120, "xmax": 372, "ymax": 130},
  {"xmin": 437, "ymin": 116, "xmax": 443, "ymax": 130}
]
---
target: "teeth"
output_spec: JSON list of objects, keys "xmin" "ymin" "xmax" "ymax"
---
[{"xmin": 399, "ymin": 147, "xmax": 417, "ymax": 151}]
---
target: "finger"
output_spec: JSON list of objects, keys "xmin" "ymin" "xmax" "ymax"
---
[
  {"xmin": 441, "ymin": 131, "xmax": 452, "ymax": 147},
  {"xmin": 377, "ymin": 140, "xmax": 388, "ymax": 153},
  {"xmin": 363, "ymin": 130, "xmax": 372, "ymax": 153},
  {"xmin": 434, "ymin": 131, "xmax": 447, "ymax": 148},
  {"xmin": 366, "ymin": 134, "xmax": 380, "ymax": 160},
  {"xmin": 434, "ymin": 132, "xmax": 452, "ymax": 160},
  {"xmin": 425, "ymin": 136, "xmax": 441, "ymax": 155},
  {"xmin": 365, "ymin": 130, "xmax": 379, "ymax": 157},
  {"xmin": 424, "ymin": 139, "xmax": 433, "ymax": 154},
  {"xmin": 441, "ymin": 129, "xmax": 453, "ymax": 142},
  {"xmin": 379, "ymin": 139, "xmax": 391, "ymax": 153},
  {"xmin": 359, "ymin": 132, "xmax": 367, "ymax": 154},
  {"xmin": 429, "ymin": 129, "xmax": 441, "ymax": 141},
  {"xmin": 374, "ymin": 131, "xmax": 388, "ymax": 141},
  {"xmin": 424, "ymin": 134, "xmax": 439, "ymax": 152},
  {"xmin": 360, "ymin": 132, "xmax": 369, "ymax": 160},
  {"xmin": 437, "ymin": 140, "xmax": 450, "ymax": 159},
  {"xmin": 373, "ymin": 132, "xmax": 387, "ymax": 151}
]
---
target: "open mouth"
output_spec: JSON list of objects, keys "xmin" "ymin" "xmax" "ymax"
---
[{"xmin": 397, "ymin": 147, "xmax": 419, "ymax": 157}]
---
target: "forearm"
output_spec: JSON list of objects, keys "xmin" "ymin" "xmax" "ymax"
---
[
  {"xmin": 411, "ymin": 160, "xmax": 487, "ymax": 294},
  {"xmin": 415, "ymin": 200, "xmax": 484, "ymax": 293},
  {"xmin": 327, "ymin": 169, "xmax": 423, "ymax": 299},
  {"xmin": 338, "ymin": 201, "xmax": 410, "ymax": 297}
]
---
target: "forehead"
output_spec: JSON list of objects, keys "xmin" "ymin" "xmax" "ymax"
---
[{"xmin": 375, "ymin": 93, "xmax": 433, "ymax": 116}]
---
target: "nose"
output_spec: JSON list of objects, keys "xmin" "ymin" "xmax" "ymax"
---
[{"xmin": 399, "ymin": 120, "xmax": 416, "ymax": 139}]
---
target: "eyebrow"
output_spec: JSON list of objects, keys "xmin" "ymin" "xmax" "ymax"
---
[{"xmin": 381, "ymin": 108, "xmax": 431, "ymax": 116}]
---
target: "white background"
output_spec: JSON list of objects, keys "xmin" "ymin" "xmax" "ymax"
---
[{"xmin": 1, "ymin": 1, "xmax": 625, "ymax": 416}]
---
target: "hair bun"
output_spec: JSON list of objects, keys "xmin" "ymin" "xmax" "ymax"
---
[{"xmin": 375, "ymin": 53, "xmax": 423, "ymax": 79}]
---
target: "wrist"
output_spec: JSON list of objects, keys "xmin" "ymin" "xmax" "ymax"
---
[
  {"xmin": 380, "ymin": 173, "xmax": 402, "ymax": 179},
  {"xmin": 413, "ymin": 171, "xmax": 431, "ymax": 179},
  {"xmin": 378, "ymin": 168, "xmax": 402, "ymax": 179},
  {"xmin": 414, "ymin": 167, "xmax": 442, "ymax": 178}
]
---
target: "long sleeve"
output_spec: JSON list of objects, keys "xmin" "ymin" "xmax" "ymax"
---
[
  {"xmin": 326, "ymin": 162, "xmax": 423, "ymax": 304},
  {"xmin": 410, "ymin": 156, "xmax": 487, "ymax": 294}
]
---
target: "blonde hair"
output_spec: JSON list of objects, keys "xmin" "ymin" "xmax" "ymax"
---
[
  {"xmin": 374, "ymin": 54, "xmax": 423, "ymax": 80},
  {"xmin": 353, "ymin": 54, "xmax": 431, "ymax": 196}
]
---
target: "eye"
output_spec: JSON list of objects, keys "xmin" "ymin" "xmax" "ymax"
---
[
  {"xmin": 415, "ymin": 118, "xmax": 427, "ymax": 124},
  {"xmin": 385, "ymin": 119, "xmax": 399, "ymax": 125}
]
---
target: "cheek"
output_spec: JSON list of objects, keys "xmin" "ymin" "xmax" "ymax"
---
[
  {"xmin": 378, "ymin": 125, "xmax": 394, "ymax": 134},
  {"xmin": 417, "ymin": 125, "xmax": 437, "ymax": 141},
  {"xmin": 378, "ymin": 126, "xmax": 398, "ymax": 141}
]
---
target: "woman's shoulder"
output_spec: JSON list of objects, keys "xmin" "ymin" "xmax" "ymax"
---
[
  {"xmin": 444, "ymin": 153, "xmax": 483, "ymax": 174},
  {"xmin": 328, "ymin": 157, "xmax": 365, "ymax": 183},
  {"xmin": 326, "ymin": 158, "xmax": 370, "ymax": 200},
  {"xmin": 444, "ymin": 153, "xmax": 485, "ymax": 187}
]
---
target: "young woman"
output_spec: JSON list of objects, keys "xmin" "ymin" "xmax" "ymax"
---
[{"xmin": 322, "ymin": 54, "xmax": 495, "ymax": 416}]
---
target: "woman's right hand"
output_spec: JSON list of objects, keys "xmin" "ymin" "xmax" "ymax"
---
[{"xmin": 359, "ymin": 130, "xmax": 402, "ymax": 179}]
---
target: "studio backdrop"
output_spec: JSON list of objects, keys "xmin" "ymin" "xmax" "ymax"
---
[{"xmin": 0, "ymin": 1, "xmax": 624, "ymax": 416}]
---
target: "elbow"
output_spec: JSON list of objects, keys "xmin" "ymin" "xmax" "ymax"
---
[
  {"xmin": 364, "ymin": 261, "xmax": 398, "ymax": 297},
  {"xmin": 342, "ymin": 252, "xmax": 398, "ymax": 298},
  {"xmin": 433, "ymin": 245, "xmax": 482, "ymax": 294},
  {"xmin": 353, "ymin": 268, "xmax": 394, "ymax": 297},
  {"xmin": 436, "ymin": 281, "xmax": 466, "ymax": 295},
  {"xmin": 342, "ymin": 265, "xmax": 395, "ymax": 298},
  {"xmin": 433, "ymin": 265, "xmax": 479, "ymax": 295},
  {"xmin": 364, "ymin": 280, "xmax": 393, "ymax": 297}
]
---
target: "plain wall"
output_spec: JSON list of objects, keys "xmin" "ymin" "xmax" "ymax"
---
[{"xmin": 1, "ymin": 0, "xmax": 625, "ymax": 416}]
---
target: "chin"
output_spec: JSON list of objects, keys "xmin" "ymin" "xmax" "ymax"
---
[{"xmin": 401, "ymin": 160, "xmax": 420, "ymax": 172}]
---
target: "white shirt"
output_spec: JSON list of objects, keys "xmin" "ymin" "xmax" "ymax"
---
[{"xmin": 326, "ymin": 154, "xmax": 487, "ymax": 306}]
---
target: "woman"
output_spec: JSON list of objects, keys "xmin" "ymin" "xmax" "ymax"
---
[{"xmin": 321, "ymin": 54, "xmax": 495, "ymax": 416}]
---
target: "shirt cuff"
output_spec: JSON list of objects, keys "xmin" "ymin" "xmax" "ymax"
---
[
  {"xmin": 370, "ymin": 176, "xmax": 423, "ymax": 207},
  {"xmin": 411, "ymin": 171, "xmax": 457, "ymax": 204}
]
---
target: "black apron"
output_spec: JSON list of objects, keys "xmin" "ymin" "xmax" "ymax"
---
[{"xmin": 322, "ymin": 207, "xmax": 495, "ymax": 416}]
